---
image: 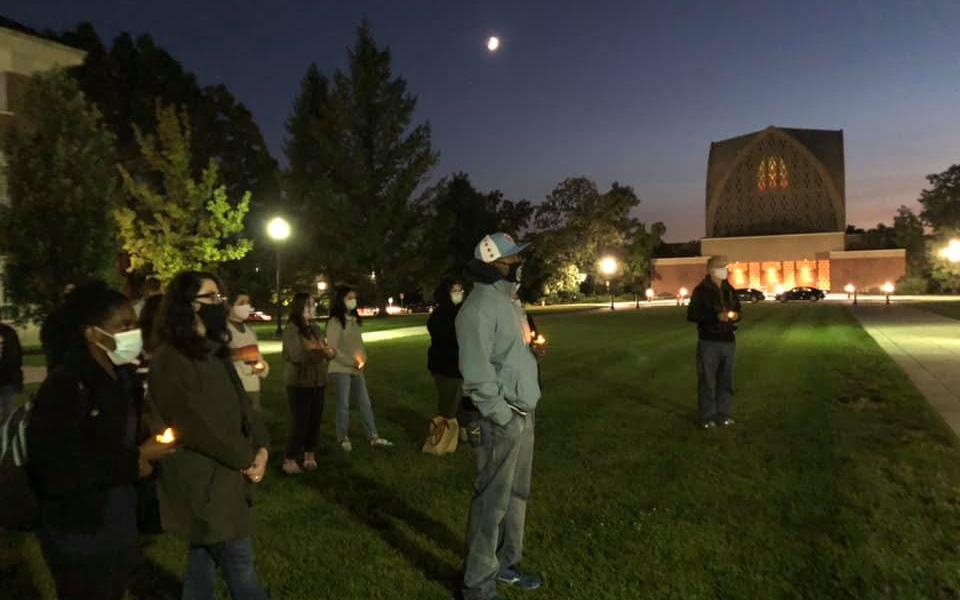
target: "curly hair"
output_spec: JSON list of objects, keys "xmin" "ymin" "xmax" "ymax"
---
[
  {"xmin": 45, "ymin": 281, "xmax": 130, "ymax": 363},
  {"xmin": 156, "ymin": 271, "xmax": 230, "ymax": 359}
]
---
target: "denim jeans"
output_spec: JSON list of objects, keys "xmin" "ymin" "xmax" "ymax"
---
[
  {"xmin": 696, "ymin": 340, "xmax": 736, "ymax": 423},
  {"xmin": 182, "ymin": 538, "xmax": 267, "ymax": 600},
  {"xmin": 330, "ymin": 372, "xmax": 379, "ymax": 441},
  {"xmin": 463, "ymin": 412, "xmax": 535, "ymax": 600},
  {"xmin": 0, "ymin": 384, "xmax": 17, "ymax": 424}
]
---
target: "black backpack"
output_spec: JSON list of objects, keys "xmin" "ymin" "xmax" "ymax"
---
[{"xmin": 0, "ymin": 400, "xmax": 39, "ymax": 531}]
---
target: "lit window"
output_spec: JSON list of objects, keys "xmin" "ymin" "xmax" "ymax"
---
[{"xmin": 757, "ymin": 155, "xmax": 788, "ymax": 192}]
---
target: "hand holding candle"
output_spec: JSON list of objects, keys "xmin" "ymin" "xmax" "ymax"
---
[{"xmin": 155, "ymin": 427, "xmax": 176, "ymax": 444}]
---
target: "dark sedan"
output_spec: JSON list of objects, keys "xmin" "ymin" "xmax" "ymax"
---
[
  {"xmin": 775, "ymin": 287, "xmax": 826, "ymax": 302},
  {"xmin": 735, "ymin": 288, "xmax": 766, "ymax": 303}
]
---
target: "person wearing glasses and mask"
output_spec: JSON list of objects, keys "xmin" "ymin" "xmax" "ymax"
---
[
  {"xmin": 422, "ymin": 279, "xmax": 466, "ymax": 455},
  {"xmin": 149, "ymin": 272, "xmax": 271, "ymax": 600},
  {"xmin": 457, "ymin": 233, "xmax": 543, "ymax": 600},
  {"xmin": 686, "ymin": 255, "xmax": 742, "ymax": 429},
  {"xmin": 28, "ymin": 281, "xmax": 176, "ymax": 600},
  {"xmin": 227, "ymin": 291, "xmax": 269, "ymax": 411}
]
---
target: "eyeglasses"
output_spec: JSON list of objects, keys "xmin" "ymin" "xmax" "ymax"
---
[{"xmin": 195, "ymin": 292, "xmax": 226, "ymax": 304}]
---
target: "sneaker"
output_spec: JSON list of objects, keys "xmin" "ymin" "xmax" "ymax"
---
[
  {"xmin": 498, "ymin": 566, "xmax": 542, "ymax": 590},
  {"xmin": 369, "ymin": 436, "xmax": 394, "ymax": 448},
  {"xmin": 702, "ymin": 421, "xmax": 717, "ymax": 429},
  {"xmin": 722, "ymin": 418, "xmax": 736, "ymax": 426},
  {"xmin": 340, "ymin": 439, "xmax": 353, "ymax": 452},
  {"xmin": 281, "ymin": 459, "xmax": 302, "ymax": 475}
]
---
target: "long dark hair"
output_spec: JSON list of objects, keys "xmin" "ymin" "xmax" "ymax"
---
[
  {"xmin": 50, "ymin": 280, "xmax": 130, "ymax": 361},
  {"xmin": 157, "ymin": 271, "xmax": 229, "ymax": 359},
  {"xmin": 138, "ymin": 294, "xmax": 164, "ymax": 355},
  {"xmin": 288, "ymin": 292, "xmax": 317, "ymax": 339},
  {"xmin": 330, "ymin": 286, "xmax": 361, "ymax": 329}
]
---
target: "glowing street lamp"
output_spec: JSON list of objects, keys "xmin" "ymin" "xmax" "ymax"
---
[
  {"xmin": 844, "ymin": 283, "xmax": 858, "ymax": 305},
  {"xmin": 645, "ymin": 288, "xmax": 655, "ymax": 303},
  {"xmin": 316, "ymin": 280, "xmax": 328, "ymax": 293},
  {"xmin": 939, "ymin": 239, "xmax": 960, "ymax": 263},
  {"xmin": 677, "ymin": 287, "xmax": 689, "ymax": 306},
  {"xmin": 599, "ymin": 256, "xmax": 618, "ymax": 310},
  {"xmin": 882, "ymin": 281, "xmax": 895, "ymax": 305},
  {"xmin": 267, "ymin": 217, "xmax": 291, "ymax": 336}
]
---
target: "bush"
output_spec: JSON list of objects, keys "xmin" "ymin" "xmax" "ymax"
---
[{"xmin": 896, "ymin": 275, "xmax": 930, "ymax": 295}]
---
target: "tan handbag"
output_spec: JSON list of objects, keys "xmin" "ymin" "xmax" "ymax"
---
[{"xmin": 422, "ymin": 416, "xmax": 459, "ymax": 455}]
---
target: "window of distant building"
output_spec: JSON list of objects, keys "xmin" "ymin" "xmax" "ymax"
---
[{"xmin": 757, "ymin": 156, "xmax": 788, "ymax": 192}]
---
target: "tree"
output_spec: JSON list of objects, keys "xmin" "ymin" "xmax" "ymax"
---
[
  {"xmin": 0, "ymin": 71, "xmax": 118, "ymax": 322},
  {"xmin": 283, "ymin": 22, "xmax": 438, "ymax": 303},
  {"xmin": 115, "ymin": 104, "xmax": 252, "ymax": 283},
  {"xmin": 893, "ymin": 206, "xmax": 927, "ymax": 275},
  {"xmin": 918, "ymin": 164, "xmax": 960, "ymax": 232},
  {"xmin": 415, "ymin": 173, "xmax": 532, "ymax": 296},
  {"xmin": 623, "ymin": 221, "xmax": 666, "ymax": 305}
]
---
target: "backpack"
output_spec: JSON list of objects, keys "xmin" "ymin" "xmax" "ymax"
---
[{"xmin": 0, "ymin": 399, "xmax": 39, "ymax": 531}]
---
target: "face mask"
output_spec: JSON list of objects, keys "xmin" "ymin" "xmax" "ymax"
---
[
  {"xmin": 232, "ymin": 304, "xmax": 253, "ymax": 321},
  {"xmin": 506, "ymin": 262, "xmax": 524, "ymax": 283},
  {"xmin": 344, "ymin": 298, "xmax": 358, "ymax": 311},
  {"xmin": 95, "ymin": 327, "xmax": 143, "ymax": 365},
  {"xmin": 450, "ymin": 291, "xmax": 464, "ymax": 305},
  {"xmin": 710, "ymin": 267, "xmax": 728, "ymax": 280},
  {"xmin": 198, "ymin": 303, "xmax": 229, "ymax": 336}
]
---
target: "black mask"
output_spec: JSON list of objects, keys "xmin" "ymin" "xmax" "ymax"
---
[
  {"xmin": 198, "ymin": 303, "xmax": 229, "ymax": 338},
  {"xmin": 506, "ymin": 262, "xmax": 524, "ymax": 283}
]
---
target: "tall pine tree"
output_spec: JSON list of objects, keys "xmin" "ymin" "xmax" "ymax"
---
[{"xmin": 284, "ymin": 22, "xmax": 437, "ymax": 302}]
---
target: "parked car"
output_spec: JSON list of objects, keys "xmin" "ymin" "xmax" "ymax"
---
[
  {"xmin": 775, "ymin": 287, "xmax": 826, "ymax": 302},
  {"xmin": 246, "ymin": 310, "xmax": 273, "ymax": 322},
  {"xmin": 735, "ymin": 288, "xmax": 766, "ymax": 303}
]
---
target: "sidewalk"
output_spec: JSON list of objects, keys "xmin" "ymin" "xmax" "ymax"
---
[{"xmin": 853, "ymin": 304, "xmax": 960, "ymax": 436}]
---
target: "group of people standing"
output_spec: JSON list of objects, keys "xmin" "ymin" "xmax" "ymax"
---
[{"xmin": 5, "ymin": 232, "xmax": 744, "ymax": 600}]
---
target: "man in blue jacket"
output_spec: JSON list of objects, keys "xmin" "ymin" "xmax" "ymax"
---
[{"xmin": 457, "ymin": 233, "xmax": 542, "ymax": 600}]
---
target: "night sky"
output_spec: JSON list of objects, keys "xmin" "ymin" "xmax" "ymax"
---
[{"xmin": 5, "ymin": 1, "xmax": 960, "ymax": 241}]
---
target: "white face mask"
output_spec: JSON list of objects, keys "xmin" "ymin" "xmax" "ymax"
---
[
  {"xmin": 232, "ymin": 304, "xmax": 253, "ymax": 321},
  {"xmin": 450, "ymin": 291, "xmax": 464, "ymax": 305},
  {"xmin": 95, "ymin": 327, "xmax": 143, "ymax": 365},
  {"xmin": 345, "ymin": 298, "xmax": 358, "ymax": 311},
  {"xmin": 710, "ymin": 267, "xmax": 728, "ymax": 281}
]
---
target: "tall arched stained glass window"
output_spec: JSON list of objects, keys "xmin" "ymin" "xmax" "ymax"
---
[{"xmin": 757, "ymin": 155, "xmax": 788, "ymax": 192}]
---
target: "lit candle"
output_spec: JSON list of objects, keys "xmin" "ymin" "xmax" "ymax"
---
[
  {"xmin": 727, "ymin": 311, "xmax": 737, "ymax": 320},
  {"xmin": 155, "ymin": 427, "xmax": 176, "ymax": 444},
  {"xmin": 534, "ymin": 334, "xmax": 546, "ymax": 345}
]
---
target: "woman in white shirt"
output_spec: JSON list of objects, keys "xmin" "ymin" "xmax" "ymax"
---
[{"xmin": 227, "ymin": 292, "xmax": 269, "ymax": 411}]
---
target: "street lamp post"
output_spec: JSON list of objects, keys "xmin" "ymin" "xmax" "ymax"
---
[
  {"xmin": 267, "ymin": 217, "xmax": 291, "ymax": 336},
  {"xmin": 882, "ymin": 281, "xmax": 895, "ymax": 306},
  {"xmin": 599, "ymin": 256, "xmax": 618, "ymax": 311},
  {"xmin": 645, "ymin": 288, "xmax": 655, "ymax": 304},
  {"xmin": 844, "ymin": 283, "xmax": 858, "ymax": 306}
]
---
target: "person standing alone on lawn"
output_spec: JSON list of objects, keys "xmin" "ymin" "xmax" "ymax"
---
[
  {"xmin": 457, "ymin": 233, "xmax": 542, "ymax": 600},
  {"xmin": 687, "ymin": 255, "xmax": 742, "ymax": 428}
]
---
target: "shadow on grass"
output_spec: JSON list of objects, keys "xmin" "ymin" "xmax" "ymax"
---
[
  {"xmin": 303, "ymin": 468, "xmax": 464, "ymax": 594},
  {"xmin": 128, "ymin": 541, "xmax": 183, "ymax": 600}
]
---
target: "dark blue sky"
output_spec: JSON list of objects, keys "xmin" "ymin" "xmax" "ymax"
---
[{"xmin": 6, "ymin": 1, "xmax": 959, "ymax": 240}]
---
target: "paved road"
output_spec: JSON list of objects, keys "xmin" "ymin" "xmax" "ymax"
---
[{"xmin": 853, "ymin": 304, "xmax": 960, "ymax": 436}]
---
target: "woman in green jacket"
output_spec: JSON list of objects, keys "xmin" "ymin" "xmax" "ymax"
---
[{"xmin": 149, "ymin": 271, "xmax": 270, "ymax": 600}]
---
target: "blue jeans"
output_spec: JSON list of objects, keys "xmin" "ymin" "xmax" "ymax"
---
[
  {"xmin": 330, "ymin": 372, "xmax": 379, "ymax": 441},
  {"xmin": 182, "ymin": 538, "xmax": 267, "ymax": 600},
  {"xmin": 0, "ymin": 384, "xmax": 17, "ymax": 424},
  {"xmin": 696, "ymin": 340, "xmax": 735, "ymax": 423}
]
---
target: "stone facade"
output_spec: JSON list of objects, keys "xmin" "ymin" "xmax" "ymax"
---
[{"xmin": 653, "ymin": 126, "xmax": 906, "ymax": 297}]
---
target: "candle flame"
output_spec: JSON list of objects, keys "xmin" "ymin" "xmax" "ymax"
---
[
  {"xmin": 727, "ymin": 311, "xmax": 737, "ymax": 320},
  {"xmin": 155, "ymin": 428, "xmax": 176, "ymax": 444},
  {"xmin": 534, "ymin": 334, "xmax": 546, "ymax": 345}
]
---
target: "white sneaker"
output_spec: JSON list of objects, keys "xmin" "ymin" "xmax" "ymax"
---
[
  {"xmin": 370, "ymin": 437, "xmax": 394, "ymax": 448},
  {"xmin": 722, "ymin": 418, "xmax": 736, "ymax": 426},
  {"xmin": 340, "ymin": 439, "xmax": 353, "ymax": 452}
]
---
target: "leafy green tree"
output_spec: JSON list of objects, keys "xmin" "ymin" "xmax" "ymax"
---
[
  {"xmin": 283, "ymin": 22, "xmax": 438, "ymax": 303},
  {"xmin": 415, "ymin": 173, "xmax": 532, "ymax": 296},
  {"xmin": 929, "ymin": 230, "xmax": 960, "ymax": 292},
  {"xmin": 892, "ymin": 206, "xmax": 927, "ymax": 275},
  {"xmin": 115, "ymin": 104, "xmax": 252, "ymax": 283},
  {"xmin": 0, "ymin": 71, "xmax": 118, "ymax": 322},
  {"xmin": 623, "ymin": 221, "xmax": 666, "ymax": 305},
  {"xmin": 918, "ymin": 164, "xmax": 960, "ymax": 231}
]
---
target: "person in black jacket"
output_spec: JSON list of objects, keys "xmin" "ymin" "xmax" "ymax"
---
[
  {"xmin": 686, "ymin": 256, "xmax": 742, "ymax": 429},
  {"xmin": 427, "ymin": 279, "xmax": 466, "ymax": 419},
  {"xmin": 0, "ymin": 308, "xmax": 24, "ymax": 423},
  {"xmin": 27, "ymin": 281, "xmax": 175, "ymax": 600}
]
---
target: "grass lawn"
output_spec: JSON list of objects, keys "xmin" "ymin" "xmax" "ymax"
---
[
  {"xmin": 4, "ymin": 304, "xmax": 960, "ymax": 599},
  {"xmin": 916, "ymin": 301, "xmax": 960, "ymax": 321}
]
